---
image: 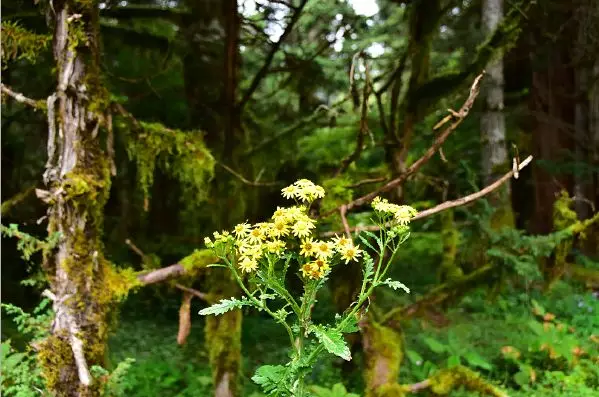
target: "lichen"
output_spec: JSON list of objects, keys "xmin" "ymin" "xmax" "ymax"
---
[{"xmin": 438, "ymin": 210, "xmax": 463, "ymax": 283}]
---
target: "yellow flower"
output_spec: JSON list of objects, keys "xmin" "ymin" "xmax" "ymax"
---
[
  {"xmin": 393, "ymin": 205, "xmax": 418, "ymax": 225},
  {"xmin": 315, "ymin": 240, "xmax": 334, "ymax": 259},
  {"xmin": 247, "ymin": 227, "xmax": 265, "ymax": 244},
  {"xmin": 233, "ymin": 223, "xmax": 251, "ymax": 237},
  {"xmin": 332, "ymin": 234, "xmax": 352, "ymax": 250},
  {"xmin": 291, "ymin": 220, "xmax": 313, "ymax": 238},
  {"xmin": 269, "ymin": 220, "xmax": 290, "ymax": 238},
  {"xmin": 266, "ymin": 240, "xmax": 285, "ymax": 254},
  {"xmin": 340, "ymin": 244, "xmax": 362, "ymax": 264},
  {"xmin": 301, "ymin": 263, "xmax": 317, "ymax": 278},
  {"xmin": 204, "ymin": 237, "xmax": 213, "ymax": 247},
  {"xmin": 300, "ymin": 238, "xmax": 316, "ymax": 257},
  {"xmin": 238, "ymin": 243, "xmax": 263, "ymax": 261},
  {"xmin": 238, "ymin": 257, "xmax": 258, "ymax": 273},
  {"xmin": 282, "ymin": 185, "xmax": 299, "ymax": 200},
  {"xmin": 272, "ymin": 207, "xmax": 292, "ymax": 223}
]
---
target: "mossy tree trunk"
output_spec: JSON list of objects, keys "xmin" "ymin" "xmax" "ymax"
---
[
  {"xmin": 38, "ymin": 1, "xmax": 112, "ymax": 395},
  {"xmin": 481, "ymin": 0, "xmax": 514, "ymax": 229}
]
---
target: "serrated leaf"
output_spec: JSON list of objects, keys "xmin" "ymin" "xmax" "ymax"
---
[
  {"xmin": 311, "ymin": 325, "xmax": 352, "ymax": 361},
  {"xmin": 381, "ymin": 278, "xmax": 410, "ymax": 293},
  {"xmin": 358, "ymin": 235, "xmax": 377, "ymax": 253},
  {"xmin": 198, "ymin": 297, "xmax": 251, "ymax": 316},
  {"xmin": 362, "ymin": 252, "xmax": 375, "ymax": 280},
  {"xmin": 362, "ymin": 230, "xmax": 383, "ymax": 250},
  {"xmin": 338, "ymin": 314, "xmax": 359, "ymax": 334},
  {"xmin": 251, "ymin": 364, "xmax": 288, "ymax": 394}
]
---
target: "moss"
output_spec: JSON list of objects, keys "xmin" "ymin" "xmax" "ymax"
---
[
  {"xmin": 374, "ymin": 383, "xmax": 405, "ymax": 397},
  {"xmin": 204, "ymin": 268, "xmax": 242, "ymax": 396},
  {"xmin": 428, "ymin": 366, "xmax": 507, "ymax": 397},
  {"xmin": 122, "ymin": 120, "xmax": 215, "ymax": 210},
  {"xmin": 438, "ymin": 210, "xmax": 463, "ymax": 283},
  {"xmin": 363, "ymin": 315, "xmax": 403, "ymax": 397},
  {"xmin": 1, "ymin": 21, "xmax": 50, "ymax": 69}
]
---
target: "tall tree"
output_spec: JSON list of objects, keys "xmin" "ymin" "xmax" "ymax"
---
[
  {"xmin": 37, "ymin": 1, "xmax": 115, "ymax": 395},
  {"xmin": 481, "ymin": 0, "xmax": 514, "ymax": 227}
]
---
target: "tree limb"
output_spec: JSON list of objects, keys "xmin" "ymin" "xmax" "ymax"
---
[
  {"xmin": 320, "ymin": 154, "xmax": 532, "ymax": 237},
  {"xmin": 136, "ymin": 264, "xmax": 186, "ymax": 285},
  {"xmin": 237, "ymin": 0, "xmax": 309, "ymax": 111},
  {"xmin": 1, "ymin": 84, "xmax": 45, "ymax": 110},
  {"xmin": 217, "ymin": 162, "xmax": 279, "ymax": 187},
  {"xmin": 175, "ymin": 283, "xmax": 210, "ymax": 301},
  {"xmin": 322, "ymin": 72, "xmax": 485, "ymax": 217}
]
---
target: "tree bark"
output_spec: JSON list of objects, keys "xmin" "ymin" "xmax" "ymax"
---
[
  {"xmin": 38, "ymin": 1, "xmax": 112, "ymax": 395},
  {"xmin": 481, "ymin": 0, "xmax": 514, "ymax": 228},
  {"xmin": 181, "ymin": 1, "xmax": 243, "ymax": 396}
]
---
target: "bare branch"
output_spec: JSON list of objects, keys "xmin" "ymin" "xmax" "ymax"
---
[
  {"xmin": 136, "ymin": 263, "xmax": 186, "ymax": 285},
  {"xmin": 340, "ymin": 205, "xmax": 351, "ymax": 238},
  {"xmin": 336, "ymin": 54, "xmax": 371, "ymax": 176},
  {"xmin": 322, "ymin": 72, "xmax": 485, "ymax": 217},
  {"xmin": 237, "ymin": 0, "xmax": 309, "ymax": 110},
  {"xmin": 1, "ymin": 84, "xmax": 45, "ymax": 110},
  {"xmin": 217, "ymin": 162, "xmax": 279, "ymax": 187},
  {"xmin": 175, "ymin": 283, "xmax": 210, "ymax": 301},
  {"xmin": 177, "ymin": 292, "xmax": 193, "ymax": 345},
  {"xmin": 348, "ymin": 176, "xmax": 387, "ymax": 189},
  {"xmin": 320, "ymin": 154, "xmax": 532, "ymax": 237}
]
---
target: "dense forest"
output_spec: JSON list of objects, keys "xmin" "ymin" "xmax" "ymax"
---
[{"xmin": 1, "ymin": 0, "xmax": 598, "ymax": 396}]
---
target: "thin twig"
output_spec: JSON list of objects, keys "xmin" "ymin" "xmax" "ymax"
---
[
  {"xmin": 320, "ymin": 154, "xmax": 532, "ymax": 237},
  {"xmin": 1, "ymin": 84, "xmax": 45, "ymax": 109},
  {"xmin": 175, "ymin": 283, "xmax": 210, "ymax": 301},
  {"xmin": 348, "ymin": 176, "xmax": 387, "ymax": 189},
  {"xmin": 336, "ymin": 54, "xmax": 371, "ymax": 176},
  {"xmin": 125, "ymin": 238, "xmax": 146, "ymax": 259},
  {"xmin": 322, "ymin": 72, "xmax": 486, "ymax": 217},
  {"xmin": 340, "ymin": 205, "xmax": 351, "ymax": 238},
  {"xmin": 237, "ymin": 0, "xmax": 309, "ymax": 111},
  {"xmin": 217, "ymin": 162, "xmax": 279, "ymax": 187}
]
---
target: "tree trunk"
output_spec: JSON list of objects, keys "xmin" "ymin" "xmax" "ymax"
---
[
  {"xmin": 181, "ymin": 1, "xmax": 243, "ymax": 395},
  {"xmin": 481, "ymin": 0, "xmax": 514, "ymax": 228},
  {"xmin": 38, "ymin": 1, "xmax": 112, "ymax": 395}
]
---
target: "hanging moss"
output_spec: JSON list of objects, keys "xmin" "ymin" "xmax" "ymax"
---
[
  {"xmin": 123, "ymin": 120, "xmax": 215, "ymax": 208},
  {"xmin": 1, "ymin": 22, "xmax": 50, "ymax": 69}
]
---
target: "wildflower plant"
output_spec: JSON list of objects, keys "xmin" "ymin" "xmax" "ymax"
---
[{"xmin": 200, "ymin": 179, "xmax": 416, "ymax": 396}]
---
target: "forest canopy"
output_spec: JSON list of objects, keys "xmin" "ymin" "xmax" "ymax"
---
[{"xmin": 1, "ymin": 0, "xmax": 598, "ymax": 396}]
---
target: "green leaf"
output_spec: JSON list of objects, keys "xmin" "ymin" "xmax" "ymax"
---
[
  {"xmin": 464, "ymin": 351, "xmax": 493, "ymax": 371},
  {"xmin": 406, "ymin": 349, "xmax": 424, "ymax": 365},
  {"xmin": 338, "ymin": 315, "xmax": 359, "ymax": 334},
  {"xmin": 251, "ymin": 365, "xmax": 288, "ymax": 394},
  {"xmin": 358, "ymin": 234, "xmax": 377, "ymax": 253},
  {"xmin": 311, "ymin": 325, "xmax": 352, "ymax": 361},
  {"xmin": 447, "ymin": 355, "xmax": 461, "ymax": 367},
  {"xmin": 198, "ymin": 297, "xmax": 251, "ymax": 316},
  {"xmin": 422, "ymin": 336, "xmax": 447, "ymax": 354},
  {"xmin": 363, "ymin": 230, "xmax": 384, "ymax": 250},
  {"xmin": 361, "ymin": 252, "xmax": 375, "ymax": 280},
  {"xmin": 381, "ymin": 278, "xmax": 410, "ymax": 293}
]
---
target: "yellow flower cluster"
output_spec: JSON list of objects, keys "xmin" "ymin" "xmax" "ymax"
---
[
  {"xmin": 372, "ymin": 197, "xmax": 418, "ymax": 225},
  {"xmin": 299, "ymin": 235, "xmax": 362, "ymax": 279},
  {"xmin": 281, "ymin": 179, "xmax": 325, "ymax": 203}
]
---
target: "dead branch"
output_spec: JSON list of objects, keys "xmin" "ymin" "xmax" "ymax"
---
[
  {"xmin": 136, "ymin": 263, "xmax": 186, "ymax": 285},
  {"xmin": 323, "ymin": 72, "xmax": 485, "ymax": 217},
  {"xmin": 1, "ymin": 84, "xmax": 45, "ymax": 110},
  {"xmin": 237, "ymin": 0, "xmax": 308, "ymax": 111},
  {"xmin": 340, "ymin": 205, "xmax": 351, "ymax": 238},
  {"xmin": 348, "ymin": 176, "xmax": 387, "ymax": 189},
  {"xmin": 400, "ymin": 366, "xmax": 508, "ymax": 396},
  {"xmin": 320, "ymin": 154, "xmax": 532, "ymax": 237},
  {"xmin": 1, "ymin": 186, "xmax": 36, "ymax": 216},
  {"xmin": 175, "ymin": 283, "xmax": 210, "ymax": 301},
  {"xmin": 217, "ymin": 161, "xmax": 279, "ymax": 187},
  {"xmin": 336, "ymin": 54, "xmax": 371, "ymax": 176},
  {"xmin": 177, "ymin": 292, "xmax": 193, "ymax": 345}
]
